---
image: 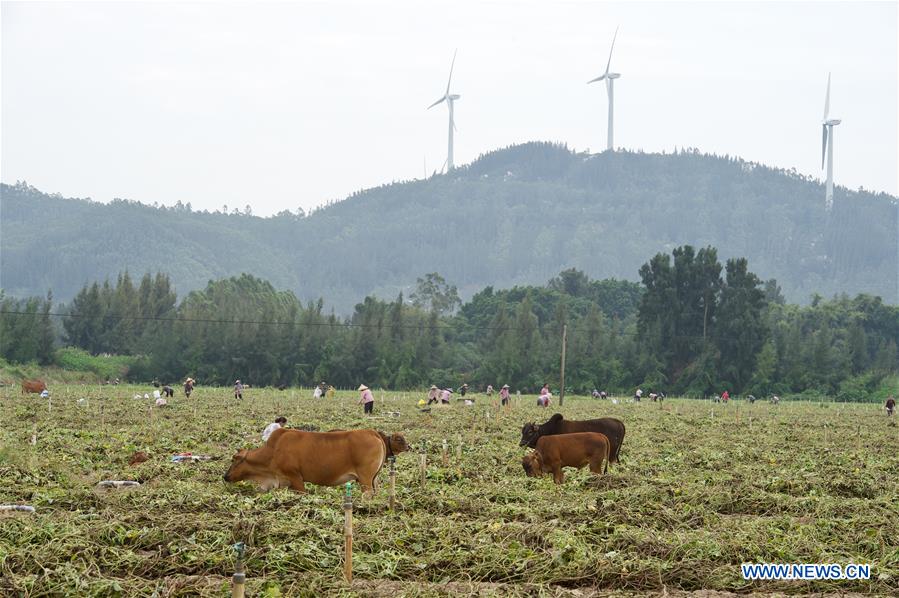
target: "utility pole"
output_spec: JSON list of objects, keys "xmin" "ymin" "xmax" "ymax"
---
[{"xmin": 559, "ymin": 324, "xmax": 568, "ymax": 406}]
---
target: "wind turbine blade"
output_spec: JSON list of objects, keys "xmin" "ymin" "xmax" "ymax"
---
[
  {"xmin": 821, "ymin": 125, "xmax": 828, "ymax": 169},
  {"xmin": 428, "ymin": 96, "xmax": 447, "ymax": 109},
  {"xmin": 445, "ymin": 49, "xmax": 457, "ymax": 96},
  {"xmin": 587, "ymin": 74, "xmax": 606, "ymax": 84},
  {"xmin": 604, "ymin": 26, "xmax": 619, "ymax": 75},
  {"xmin": 823, "ymin": 72, "xmax": 831, "ymax": 121}
]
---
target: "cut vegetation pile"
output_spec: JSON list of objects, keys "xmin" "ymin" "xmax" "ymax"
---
[{"xmin": 1, "ymin": 386, "xmax": 897, "ymax": 596}]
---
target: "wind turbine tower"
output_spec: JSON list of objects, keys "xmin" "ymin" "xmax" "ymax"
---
[
  {"xmin": 428, "ymin": 50, "xmax": 461, "ymax": 172},
  {"xmin": 588, "ymin": 27, "xmax": 621, "ymax": 152},
  {"xmin": 821, "ymin": 73, "xmax": 841, "ymax": 210}
]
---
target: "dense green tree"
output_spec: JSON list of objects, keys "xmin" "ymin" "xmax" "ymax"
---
[{"xmin": 715, "ymin": 258, "xmax": 767, "ymax": 391}]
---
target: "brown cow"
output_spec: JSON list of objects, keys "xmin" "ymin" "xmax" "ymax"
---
[
  {"xmin": 21, "ymin": 379, "xmax": 47, "ymax": 394},
  {"xmin": 519, "ymin": 413, "xmax": 625, "ymax": 463},
  {"xmin": 522, "ymin": 432, "xmax": 610, "ymax": 484},
  {"xmin": 224, "ymin": 428, "xmax": 387, "ymax": 495},
  {"xmin": 378, "ymin": 431, "xmax": 410, "ymax": 462}
]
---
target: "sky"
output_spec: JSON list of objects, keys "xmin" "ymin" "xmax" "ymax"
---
[{"xmin": 2, "ymin": 1, "xmax": 897, "ymax": 216}]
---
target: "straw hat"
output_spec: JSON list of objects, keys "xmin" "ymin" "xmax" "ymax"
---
[
  {"xmin": 430, "ymin": 385, "xmax": 438, "ymax": 390},
  {"xmin": 502, "ymin": 384, "xmax": 510, "ymax": 389},
  {"xmin": 462, "ymin": 383, "xmax": 469, "ymax": 388},
  {"xmin": 358, "ymin": 384, "xmax": 369, "ymax": 391}
]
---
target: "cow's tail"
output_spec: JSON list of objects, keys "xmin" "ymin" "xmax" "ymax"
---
[
  {"xmin": 614, "ymin": 422, "xmax": 626, "ymax": 464},
  {"xmin": 373, "ymin": 437, "xmax": 387, "ymax": 493}
]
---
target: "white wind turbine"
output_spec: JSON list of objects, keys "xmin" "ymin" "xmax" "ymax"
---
[
  {"xmin": 588, "ymin": 27, "xmax": 621, "ymax": 152},
  {"xmin": 821, "ymin": 72, "xmax": 841, "ymax": 210},
  {"xmin": 428, "ymin": 50, "xmax": 461, "ymax": 172}
]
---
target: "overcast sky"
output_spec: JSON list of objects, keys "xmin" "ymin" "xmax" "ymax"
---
[{"xmin": 2, "ymin": 1, "xmax": 897, "ymax": 216}]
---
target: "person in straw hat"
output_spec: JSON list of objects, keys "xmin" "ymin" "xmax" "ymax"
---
[
  {"xmin": 183, "ymin": 378, "xmax": 195, "ymax": 398},
  {"xmin": 499, "ymin": 384, "xmax": 511, "ymax": 406},
  {"xmin": 358, "ymin": 384, "xmax": 374, "ymax": 415},
  {"xmin": 427, "ymin": 384, "xmax": 440, "ymax": 405}
]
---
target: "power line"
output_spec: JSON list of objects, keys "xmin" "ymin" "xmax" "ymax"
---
[{"xmin": 0, "ymin": 308, "xmax": 719, "ymax": 341}]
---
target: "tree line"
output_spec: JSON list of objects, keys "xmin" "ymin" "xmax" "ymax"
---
[{"xmin": 1, "ymin": 246, "xmax": 897, "ymax": 400}]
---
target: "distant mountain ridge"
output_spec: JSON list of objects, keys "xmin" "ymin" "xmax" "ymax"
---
[{"xmin": 2, "ymin": 142, "xmax": 896, "ymax": 311}]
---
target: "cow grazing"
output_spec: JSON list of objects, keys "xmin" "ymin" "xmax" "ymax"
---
[
  {"xmin": 519, "ymin": 413, "xmax": 625, "ymax": 463},
  {"xmin": 378, "ymin": 431, "xmax": 410, "ymax": 462},
  {"xmin": 522, "ymin": 432, "xmax": 610, "ymax": 484},
  {"xmin": 224, "ymin": 428, "xmax": 387, "ymax": 495},
  {"xmin": 21, "ymin": 379, "xmax": 47, "ymax": 394}
]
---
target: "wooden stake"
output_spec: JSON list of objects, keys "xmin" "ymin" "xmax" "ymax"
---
[
  {"xmin": 456, "ymin": 435, "xmax": 462, "ymax": 460},
  {"xmin": 231, "ymin": 542, "xmax": 246, "ymax": 598},
  {"xmin": 441, "ymin": 439, "xmax": 448, "ymax": 467},
  {"xmin": 419, "ymin": 452, "xmax": 427, "ymax": 487},
  {"xmin": 559, "ymin": 324, "xmax": 567, "ymax": 407},
  {"xmin": 343, "ymin": 482, "xmax": 353, "ymax": 584},
  {"xmin": 388, "ymin": 457, "xmax": 396, "ymax": 510}
]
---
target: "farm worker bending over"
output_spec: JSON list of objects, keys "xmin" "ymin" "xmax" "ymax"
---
[
  {"xmin": 427, "ymin": 385, "xmax": 440, "ymax": 405},
  {"xmin": 537, "ymin": 390, "xmax": 551, "ymax": 407},
  {"xmin": 721, "ymin": 390, "xmax": 730, "ymax": 403},
  {"xmin": 440, "ymin": 388, "xmax": 452, "ymax": 404},
  {"xmin": 234, "ymin": 380, "xmax": 244, "ymax": 400},
  {"xmin": 313, "ymin": 384, "xmax": 323, "ymax": 399},
  {"xmin": 886, "ymin": 396, "xmax": 896, "ymax": 416},
  {"xmin": 358, "ymin": 384, "xmax": 374, "ymax": 415},
  {"xmin": 262, "ymin": 416, "xmax": 287, "ymax": 441}
]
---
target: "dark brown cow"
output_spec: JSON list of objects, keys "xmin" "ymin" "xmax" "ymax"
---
[
  {"xmin": 519, "ymin": 413, "xmax": 625, "ymax": 463},
  {"xmin": 224, "ymin": 428, "xmax": 386, "ymax": 495},
  {"xmin": 522, "ymin": 432, "xmax": 610, "ymax": 484},
  {"xmin": 21, "ymin": 379, "xmax": 47, "ymax": 394}
]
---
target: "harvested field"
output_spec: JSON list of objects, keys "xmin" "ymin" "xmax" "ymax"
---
[{"xmin": 1, "ymin": 386, "xmax": 897, "ymax": 596}]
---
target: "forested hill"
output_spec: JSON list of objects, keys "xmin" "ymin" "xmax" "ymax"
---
[{"xmin": 2, "ymin": 142, "xmax": 896, "ymax": 311}]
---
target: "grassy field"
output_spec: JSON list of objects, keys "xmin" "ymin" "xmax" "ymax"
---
[{"xmin": 1, "ymin": 385, "xmax": 897, "ymax": 597}]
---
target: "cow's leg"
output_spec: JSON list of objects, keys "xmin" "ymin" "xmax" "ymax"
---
[
  {"xmin": 552, "ymin": 466, "xmax": 564, "ymax": 485},
  {"xmin": 288, "ymin": 476, "xmax": 306, "ymax": 493},
  {"xmin": 358, "ymin": 471, "xmax": 376, "ymax": 499}
]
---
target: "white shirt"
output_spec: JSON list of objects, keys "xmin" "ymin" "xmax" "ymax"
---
[
  {"xmin": 262, "ymin": 422, "xmax": 282, "ymax": 441},
  {"xmin": 313, "ymin": 387, "xmax": 323, "ymax": 399}
]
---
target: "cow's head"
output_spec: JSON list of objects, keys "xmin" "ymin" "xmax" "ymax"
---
[
  {"xmin": 519, "ymin": 422, "xmax": 540, "ymax": 447},
  {"xmin": 386, "ymin": 433, "xmax": 410, "ymax": 455},
  {"xmin": 521, "ymin": 451, "xmax": 543, "ymax": 477},
  {"xmin": 223, "ymin": 449, "xmax": 251, "ymax": 482}
]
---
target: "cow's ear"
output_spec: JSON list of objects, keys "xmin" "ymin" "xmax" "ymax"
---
[{"xmin": 549, "ymin": 413, "xmax": 563, "ymax": 423}]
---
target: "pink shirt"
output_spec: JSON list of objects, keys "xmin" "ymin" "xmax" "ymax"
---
[
  {"xmin": 500, "ymin": 388, "xmax": 510, "ymax": 399},
  {"xmin": 440, "ymin": 389, "xmax": 451, "ymax": 402},
  {"xmin": 360, "ymin": 389, "xmax": 374, "ymax": 404}
]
